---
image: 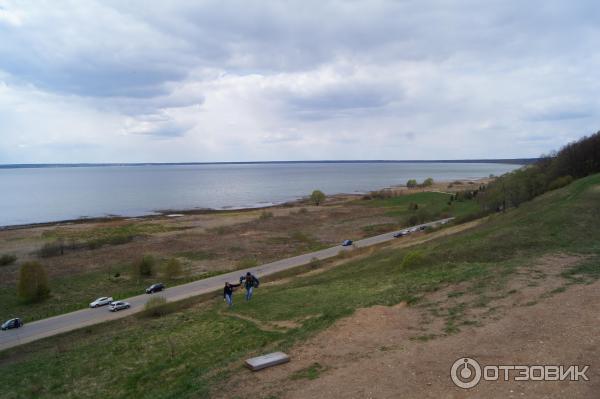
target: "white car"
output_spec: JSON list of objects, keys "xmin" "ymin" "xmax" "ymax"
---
[
  {"xmin": 90, "ymin": 297, "xmax": 113, "ymax": 308},
  {"xmin": 108, "ymin": 301, "xmax": 130, "ymax": 312}
]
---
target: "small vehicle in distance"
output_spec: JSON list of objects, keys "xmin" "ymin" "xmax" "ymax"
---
[
  {"xmin": 108, "ymin": 301, "xmax": 130, "ymax": 312},
  {"xmin": 145, "ymin": 283, "xmax": 165, "ymax": 294},
  {"xmin": 419, "ymin": 225, "xmax": 427, "ymax": 231},
  {"xmin": 393, "ymin": 230, "xmax": 408, "ymax": 238},
  {"xmin": 342, "ymin": 240, "xmax": 353, "ymax": 246},
  {"xmin": 89, "ymin": 296, "xmax": 113, "ymax": 308},
  {"xmin": 1, "ymin": 318, "xmax": 23, "ymax": 331}
]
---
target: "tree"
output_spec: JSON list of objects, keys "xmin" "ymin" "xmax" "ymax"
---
[
  {"xmin": 164, "ymin": 258, "xmax": 183, "ymax": 279},
  {"xmin": 132, "ymin": 255, "xmax": 155, "ymax": 281},
  {"xmin": 310, "ymin": 190, "xmax": 326, "ymax": 206},
  {"xmin": 18, "ymin": 261, "xmax": 50, "ymax": 303},
  {"xmin": 423, "ymin": 177, "xmax": 434, "ymax": 187},
  {"xmin": 406, "ymin": 179, "xmax": 418, "ymax": 188}
]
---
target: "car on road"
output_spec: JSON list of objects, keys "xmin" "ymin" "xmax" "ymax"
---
[
  {"xmin": 108, "ymin": 301, "xmax": 130, "ymax": 312},
  {"xmin": 342, "ymin": 240, "xmax": 353, "ymax": 246},
  {"xmin": 393, "ymin": 230, "xmax": 409, "ymax": 238},
  {"xmin": 89, "ymin": 296, "xmax": 113, "ymax": 308},
  {"xmin": 145, "ymin": 283, "xmax": 165, "ymax": 294},
  {"xmin": 1, "ymin": 318, "xmax": 23, "ymax": 331},
  {"xmin": 419, "ymin": 225, "xmax": 427, "ymax": 231}
]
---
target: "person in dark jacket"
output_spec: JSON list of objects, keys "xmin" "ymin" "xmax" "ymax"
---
[
  {"xmin": 223, "ymin": 282, "xmax": 240, "ymax": 307},
  {"xmin": 243, "ymin": 272, "xmax": 258, "ymax": 301}
]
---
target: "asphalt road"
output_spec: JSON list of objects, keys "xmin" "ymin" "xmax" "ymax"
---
[{"xmin": 0, "ymin": 217, "xmax": 453, "ymax": 351}]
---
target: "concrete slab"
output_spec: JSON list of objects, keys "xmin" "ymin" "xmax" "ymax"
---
[{"xmin": 245, "ymin": 351, "xmax": 290, "ymax": 371}]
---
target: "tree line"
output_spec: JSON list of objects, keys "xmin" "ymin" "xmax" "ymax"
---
[{"xmin": 479, "ymin": 130, "xmax": 600, "ymax": 211}]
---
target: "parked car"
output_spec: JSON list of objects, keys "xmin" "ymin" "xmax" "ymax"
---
[
  {"xmin": 393, "ymin": 230, "xmax": 408, "ymax": 238},
  {"xmin": 145, "ymin": 283, "xmax": 165, "ymax": 294},
  {"xmin": 108, "ymin": 301, "xmax": 130, "ymax": 312},
  {"xmin": 89, "ymin": 296, "xmax": 113, "ymax": 308},
  {"xmin": 419, "ymin": 225, "xmax": 427, "ymax": 231},
  {"xmin": 342, "ymin": 240, "xmax": 353, "ymax": 246},
  {"xmin": 1, "ymin": 318, "xmax": 23, "ymax": 331}
]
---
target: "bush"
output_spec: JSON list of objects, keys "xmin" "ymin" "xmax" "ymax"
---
[
  {"xmin": 422, "ymin": 177, "xmax": 434, "ymax": 187},
  {"xmin": 400, "ymin": 251, "xmax": 427, "ymax": 270},
  {"xmin": 18, "ymin": 261, "xmax": 50, "ymax": 303},
  {"xmin": 407, "ymin": 202, "xmax": 419, "ymax": 211},
  {"xmin": 38, "ymin": 242, "xmax": 64, "ymax": 258},
  {"xmin": 406, "ymin": 179, "xmax": 418, "ymax": 188},
  {"xmin": 132, "ymin": 255, "xmax": 155, "ymax": 278},
  {"xmin": 163, "ymin": 258, "xmax": 183, "ymax": 279},
  {"xmin": 142, "ymin": 296, "xmax": 171, "ymax": 317},
  {"xmin": 0, "ymin": 254, "xmax": 17, "ymax": 266},
  {"xmin": 310, "ymin": 190, "xmax": 326, "ymax": 206}
]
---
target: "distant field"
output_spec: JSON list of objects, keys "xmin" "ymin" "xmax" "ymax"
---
[
  {"xmin": 0, "ymin": 189, "xmax": 481, "ymax": 322},
  {"xmin": 1, "ymin": 175, "xmax": 598, "ymax": 398}
]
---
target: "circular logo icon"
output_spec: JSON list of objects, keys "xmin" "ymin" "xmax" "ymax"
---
[{"xmin": 451, "ymin": 357, "xmax": 482, "ymax": 389}]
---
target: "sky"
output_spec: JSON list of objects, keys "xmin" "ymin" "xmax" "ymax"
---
[{"xmin": 0, "ymin": 0, "xmax": 599, "ymax": 163}]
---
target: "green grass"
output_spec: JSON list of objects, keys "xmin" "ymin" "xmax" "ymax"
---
[
  {"xmin": 362, "ymin": 191, "xmax": 480, "ymax": 221},
  {"xmin": 1, "ymin": 174, "xmax": 600, "ymax": 398}
]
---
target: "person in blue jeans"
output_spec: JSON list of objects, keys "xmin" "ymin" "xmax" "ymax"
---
[
  {"xmin": 244, "ymin": 272, "xmax": 259, "ymax": 301},
  {"xmin": 223, "ymin": 282, "xmax": 240, "ymax": 307}
]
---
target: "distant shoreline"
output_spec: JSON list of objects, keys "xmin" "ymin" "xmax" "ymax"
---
[
  {"xmin": 0, "ymin": 176, "xmax": 493, "ymax": 231},
  {"xmin": 0, "ymin": 159, "xmax": 536, "ymax": 169}
]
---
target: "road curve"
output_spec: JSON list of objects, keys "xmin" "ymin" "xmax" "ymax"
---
[{"xmin": 0, "ymin": 218, "xmax": 453, "ymax": 351}]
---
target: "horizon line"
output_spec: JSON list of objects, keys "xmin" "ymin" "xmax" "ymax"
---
[{"xmin": 0, "ymin": 158, "xmax": 537, "ymax": 169}]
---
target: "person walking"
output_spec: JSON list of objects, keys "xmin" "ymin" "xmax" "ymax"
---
[
  {"xmin": 223, "ymin": 282, "xmax": 240, "ymax": 307},
  {"xmin": 243, "ymin": 272, "xmax": 259, "ymax": 301}
]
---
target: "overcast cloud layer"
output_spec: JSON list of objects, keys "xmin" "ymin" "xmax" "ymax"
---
[{"xmin": 0, "ymin": 0, "xmax": 599, "ymax": 163}]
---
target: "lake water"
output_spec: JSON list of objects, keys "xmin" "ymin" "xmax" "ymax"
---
[{"xmin": 0, "ymin": 162, "xmax": 520, "ymax": 227}]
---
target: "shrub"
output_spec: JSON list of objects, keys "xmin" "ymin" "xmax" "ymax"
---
[
  {"xmin": 38, "ymin": 242, "xmax": 64, "ymax": 258},
  {"xmin": 142, "ymin": 296, "xmax": 171, "ymax": 317},
  {"xmin": 132, "ymin": 255, "xmax": 155, "ymax": 278},
  {"xmin": 406, "ymin": 179, "xmax": 418, "ymax": 188},
  {"xmin": 407, "ymin": 202, "xmax": 419, "ymax": 211},
  {"xmin": 0, "ymin": 254, "xmax": 17, "ymax": 266},
  {"xmin": 310, "ymin": 190, "xmax": 326, "ymax": 206},
  {"xmin": 163, "ymin": 258, "xmax": 183, "ymax": 279},
  {"xmin": 17, "ymin": 261, "xmax": 50, "ymax": 303},
  {"xmin": 401, "ymin": 250, "xmax": 427, "ymax": 270},
  {"xmin": 422, "ymin": 177, "xmax": 434, "ymax": 187}
]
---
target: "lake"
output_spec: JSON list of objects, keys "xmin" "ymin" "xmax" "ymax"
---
[{"xmin": 0, "ymin": 162, "xmax": 520, "ymax": 227}]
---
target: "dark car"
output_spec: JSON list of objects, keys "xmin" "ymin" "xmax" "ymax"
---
[
  {"xmin": 393, "ymin": 230, "xmax": 408, "ymax": 238},
  {"xmin": 1, "ymin": 318, "xmax": 23, "ymax": 331},
  {"xmin": 342, "ymin": 240, "xmax": 353, "ymax": 246},
  {"xmin": 145, "ymin": 283, "xmax": 165, "ymax": 294},
  {"xmin": 419, "ymin": 225, "xmax": 427, "ymax": 231}
]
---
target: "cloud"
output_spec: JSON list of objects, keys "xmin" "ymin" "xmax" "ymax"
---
[{"xmin": 1, "ymin": 1, "xmax": 600, "ymax": 163}]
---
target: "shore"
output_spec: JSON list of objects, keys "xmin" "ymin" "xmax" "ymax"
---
[{"xmin": 0, "ymin": 177, "xmax": 491, "ymax": 231}]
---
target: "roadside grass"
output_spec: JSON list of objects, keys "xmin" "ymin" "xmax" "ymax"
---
[
  {"xmin": 359, "ymin": 191, "xmax": 480, "ymax": 227},
  {"xmin": 1, "ymin": 175, "xmax": 600, "ymax": 398},
  {"xmin": 0, "ymin": 265, "xmax": 206, "ymax": 323}
]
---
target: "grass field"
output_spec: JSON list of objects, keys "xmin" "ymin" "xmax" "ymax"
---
[{"xmin": 1, "ymin": 176, "xmax": 599, "ymax": 398}]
